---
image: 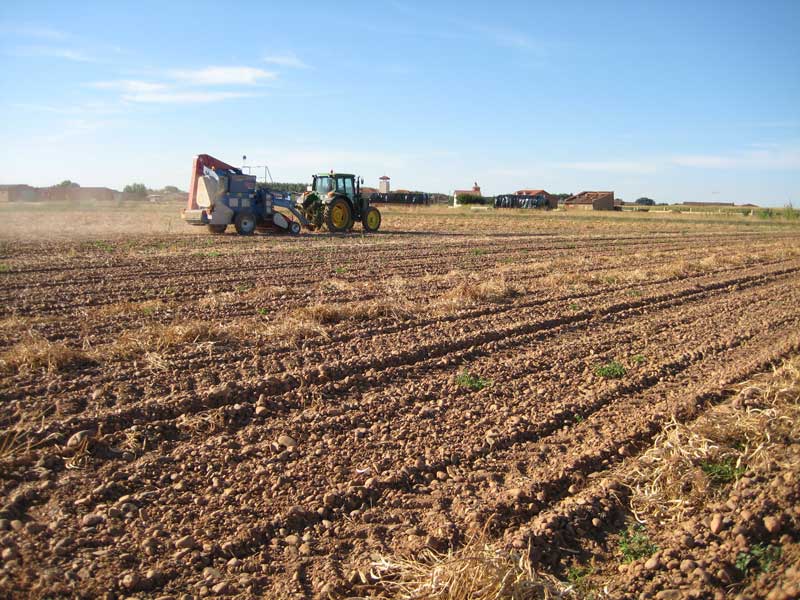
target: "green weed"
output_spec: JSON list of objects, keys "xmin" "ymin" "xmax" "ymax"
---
[
  {"xmin": 701, "ymin": 456, "xmax": 745, "ymax": 485},
  {"xmin": 594, "ymin": 360, "xmax": 626, "ymax": 379},
  {"xmin": 631, "ymin": 354, "xmax": 646, "ymax": 365},
  {"xmin": 619, "ymin": 523, "xmax": 658, "ymax": 563},
  {"xmin": 92, "ymin": 241, "xmax": 114, "ymax": 253},
  {"xmin": 456, "ymin": 371, "xmax": 491, "ymax": 391},
  {"xmin": 566, "ymin": 565, "xmax": 596, "ymax": 596},
  {"xmin": 568, "ymin": 302, "xmax": 580, "ymax": 311},
  {"xmin": 736, "ymin": 543, "xmax": 781, "ymax": 575}
]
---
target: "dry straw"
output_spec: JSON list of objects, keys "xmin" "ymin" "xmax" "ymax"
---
[
  {"xmin": 627, "ymin": 357, "xmax": 800, "ymax": 522},
  {"xmin": 357, "ymin": 536, "xmax": 567, "ymax": 600},
  {"xmin": 0, "ymin": 333, "xmax": 90, "ymax": 375}
]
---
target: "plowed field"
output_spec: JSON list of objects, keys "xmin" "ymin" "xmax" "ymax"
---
[{"xmin": 1, "ymin": 204, "xmax": 799, "ymax": 599}]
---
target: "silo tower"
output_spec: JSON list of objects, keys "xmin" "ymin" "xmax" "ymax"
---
[{"xmin": 379, "ymin": 175, "xmax": 390, "ymax": 194}]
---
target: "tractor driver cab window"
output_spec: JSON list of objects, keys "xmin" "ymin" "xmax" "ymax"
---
[
  {"xmin": 343, "ymin": 177, "xmax": 354, "ymax": 198},
  {"xmin": 315, "ymin": 177, "xmax": 333, "ymax": 194}
]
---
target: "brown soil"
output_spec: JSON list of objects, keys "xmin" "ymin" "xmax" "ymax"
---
[{"xmin": 1, "ymin": 205, "xmax": 798, "ymax": 599}]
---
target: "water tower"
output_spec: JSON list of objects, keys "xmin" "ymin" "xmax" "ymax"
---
[{"xmin": 379, "ymin": 175, "xmax": 390, "ymax": 193}]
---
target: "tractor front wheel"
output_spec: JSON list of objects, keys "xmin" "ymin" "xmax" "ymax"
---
[
  {"xmin": 207, "ymin": 224, "xmax": 227, "ymax": 235},
  {"xmin": 324, "ymin": 198, "xmax": 352, "ymax": 233},
  {"xmin": 234, "ymin": 211, "xmax": 257, "ymax": 236},
  {"xmin": 362, "ymin": 206, "xmax": 381, "ymax": 232}
]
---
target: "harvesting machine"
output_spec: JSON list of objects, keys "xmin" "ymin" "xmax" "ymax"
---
[
  {"xmin": 182, "ymin": 154, "xmax": 308, "ymax": 235},
  {"xmin": 182, "ymin": 155, "xmax": 382, "ymax": 235}
]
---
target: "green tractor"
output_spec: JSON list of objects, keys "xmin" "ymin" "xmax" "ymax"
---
[{"xmin": 299, "ymin": 172, "xmax": 382, "ymax": 233}]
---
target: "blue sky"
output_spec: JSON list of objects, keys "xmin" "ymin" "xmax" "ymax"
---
[{"xmin": 0, "ymin": 0, "xmax": 798, "ymax": 205}]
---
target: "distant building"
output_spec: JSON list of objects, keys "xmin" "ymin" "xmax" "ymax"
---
[
  {"xmin": 40, "ymin": 186, "xmax": 118, "ymax": 202},
  {"xmin": 453, "ymin": 182, "xmax": 482, "ymax": 206},
  {"xmin": 565, "ymin": 191, "xmax": 616, "ymax": 211},
  {"xmin": 0, "ymin": 184, "xmax": 39, "ymax": 202},
  {"xmin": 75, "ymin": 187, "xmax": 117, "ymax": 202},
  {"xmin": 515, "ymin": 189, "xmax": 557, "ymax": 209},
  {"xmin": 379, "ymin": 175, "xmax": 390, "ymax": 194},
  {"xmin": 495, "ymin": 189, "xmax": 556, "ymax": 209}
]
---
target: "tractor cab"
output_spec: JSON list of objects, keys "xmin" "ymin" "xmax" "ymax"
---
[
  {"xmin": 301, "ymin": 172, "xmax": 381, "ymax": 233},
  {"xmin": 311, "ymin": 173, "xmax": 359, "ymax": 203}
]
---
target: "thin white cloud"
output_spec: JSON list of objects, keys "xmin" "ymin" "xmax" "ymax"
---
[
  {"xmin": 122, "ymin": 90, "xmax": 256, "ymax": 104},
  {"xmin": 263, "ymin": 53, "xmax": 310, "ymax": 69},
  {"xmin": 472, "ymin": 24, "xmax": 538, "ymax": 51},
  {"xmin": 672, "ymin": 147, "xmax": 800, "ymax": 170},
  {"xmin": 168, "ymin": 66, "xmax": 275, "ymax": 86},
  {"xmin": 90, "ymin": 80, "xmax": 167, "ymax": 93},
  {"xmin": 550, "ymin": 160, "xmax": 659, "ymax": 174},
  {"xmin": 265, "ymin": 148, "xmax": 410, "ymax": 171},
  {"xmin": 12, "ymin": 45, "xmax": 95, "ymax": 62},
  {"xmin": 12, "ymin": 101, "xmax": 122, "ymax": 115},
  {"xmin": 0, "ymin": 24, "xmax": 68, "ymax": 40}
]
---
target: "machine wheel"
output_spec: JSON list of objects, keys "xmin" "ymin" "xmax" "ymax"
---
[
  {"xmin": 362, "ymin": 206, "xmax": 382, "ymax": 232},
  {"xmin": 289, "ymin": 221, "xmax": 301, "ymax": 235},
  {"xmin": 207, "ymin": 224, "xmax": 227, "ymax": 235},
  {"xmin": 234, "ymin": 211, "xmax": 257, "ymax": 236},
  {"xmin": 324, "ymin": 198, "xmax": 352, "ymax": 233}
]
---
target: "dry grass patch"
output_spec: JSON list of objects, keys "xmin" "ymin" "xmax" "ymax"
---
[
  {"xmin": 250, "ymin": 278, "xmax": 417, "ymax": 343},
  {"xmin": 437, "ymin": 275, "xmax": 522, "ymax": 311},
  {"xmin": 627, "ymin": 357, "xmax": 800, "ymax": 522},
  {"xmin": 0, "ymin": 334, "xmax": 91, "ymax": 374},
  {"xmin": 102, "ymin": 321, "xmax": 230, "ymax": 358},
  {"xmin": 197, "ymin": 291, "xmax": 238, "ymax": 310},
  {"xmin": 364, "ymin": 537, "xmax": 567, "ymax": 600}
]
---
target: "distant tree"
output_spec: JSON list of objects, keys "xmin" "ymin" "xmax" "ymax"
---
[
  {"xmin": 162, "ymin": 185, "xmax": 181, "ymax": 194},
  {"xmin": 123, "ymin": 183, "xmax": 148, "ymax": 197},
  {"xmin": 552, "ymin": 193, "xmax": 572, "ymax": 201},
  {"xmin": 635, "ymin": 197, "xmax": 656, "ymax": 206},
  {"xmin": 57, "ymin": 180, "xmax": 79, "ymax": 188}
]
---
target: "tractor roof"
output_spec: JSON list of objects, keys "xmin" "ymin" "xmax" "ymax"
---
[{"xmin": 314, "ymin": 172, "xmax": 356, "ymax": 178}]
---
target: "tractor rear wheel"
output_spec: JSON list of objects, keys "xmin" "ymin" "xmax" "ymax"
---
[
  {"xmin": 234, "ymin": 211, "xmax": 257, "ymax": 236},
  {"xmin": 207, "ymin": 224, "xmax": 227, "ymax": 235},
  {"xmin": 324, "ymin": 198, "xmax": 352, "ymax": 233},
  {"xmin": 362, "ymin": 206, "xmax": 381, "ymax": 232}
]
